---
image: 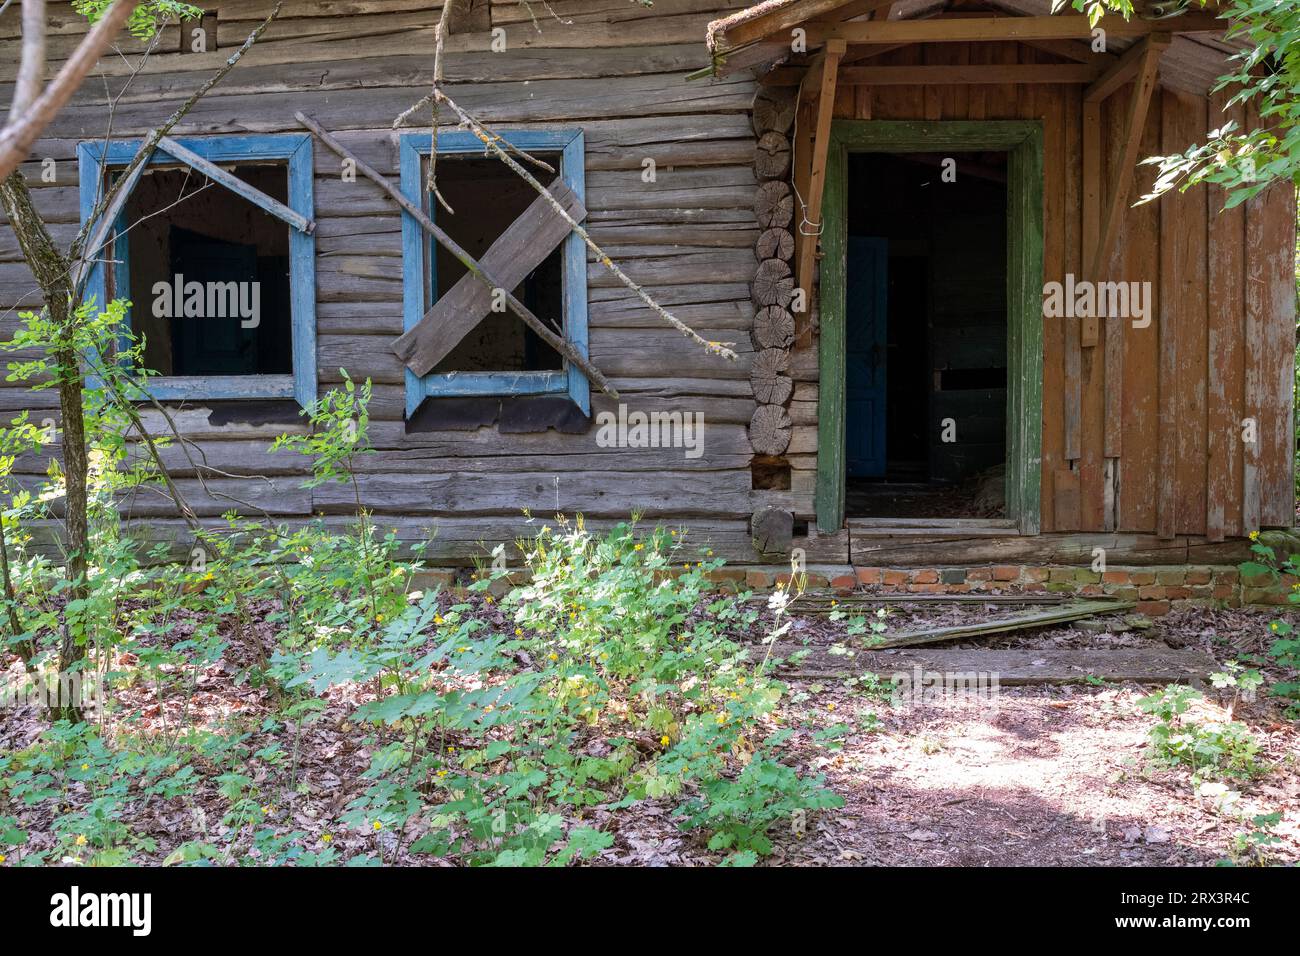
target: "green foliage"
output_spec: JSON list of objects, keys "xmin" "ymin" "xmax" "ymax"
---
[
  {"xmin": 72, "ymin": 0, "xmax": 204, "ymax": 41},
  {"xmin": 1138, "ymin": 684, "xmax": 1262, "ymax": 779},
  {"xmin": 1237, "ymin": 540, "xmax": 1300, "ymax": 714},
  {"xmin": 1063, "ymin": 0, "xmax": 1300, "ymax": 205}
]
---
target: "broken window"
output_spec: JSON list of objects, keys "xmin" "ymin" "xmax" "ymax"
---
[
  {"xmin": 78, "ymin": 134, "xmax": 317, "ymax": 406},
  {"xmin": 396, "ymin": 129, "xmax": 590, "ymax": 417}
]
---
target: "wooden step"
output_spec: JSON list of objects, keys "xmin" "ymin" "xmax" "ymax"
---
[{"xmin": 774, "ymin": 647, "xmax": 1217, "ymax": 685}]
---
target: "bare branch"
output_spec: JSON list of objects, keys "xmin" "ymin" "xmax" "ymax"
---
[
  {"xmin": 70, "ymin": 0, "xmax": 286, "ymax": 294},
  {"xmin": 9, "ymin": 0, "xmax": 47, "ymax": 123},
  {"xmin": 0, "ymin": 0, "xmax": 140, "ymax": 181}
]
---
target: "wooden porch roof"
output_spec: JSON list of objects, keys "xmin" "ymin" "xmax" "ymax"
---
[{"xmin": 703, "ymin": 0, "xmax": 1244, "ymax": 94}]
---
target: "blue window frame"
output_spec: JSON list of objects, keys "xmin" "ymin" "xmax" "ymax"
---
[
  {"xmin": 398, "ymin": 129, "xmax": 589, "ymax": 417},
  {"xmin": 77, "ymin": 134, "xmax": 317, "ymax": 407}
]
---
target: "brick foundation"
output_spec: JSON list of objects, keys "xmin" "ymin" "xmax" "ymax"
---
[{"xmin": 410, "ymin": 564, "xmax": 1295, "ymax": 615}]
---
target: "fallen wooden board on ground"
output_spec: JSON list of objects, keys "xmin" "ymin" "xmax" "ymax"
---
[
  {"xmin": 772, "ymin": 647, "xmax": 1215, "ymax": 685},
  {"xmin": 782, "ymin": 592, "xmax": 1072, "ymax": 611},
  {"xmin": 871, "ymin": 599, "xmax": 1137, "ymax": 648}
]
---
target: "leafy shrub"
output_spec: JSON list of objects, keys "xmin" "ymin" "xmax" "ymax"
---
[{"xmin": 1138, "ymin": 685, "xmax": 1262, "ymax": 779}]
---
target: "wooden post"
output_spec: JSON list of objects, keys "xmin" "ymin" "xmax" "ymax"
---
[{"xmin": 795, "ymin": 38, "xmax": 846, "ymax": 343}]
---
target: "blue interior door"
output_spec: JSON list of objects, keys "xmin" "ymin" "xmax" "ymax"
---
[{"xmin": 846, "ymin": 236, "xmax": 888, "ymax": 477}]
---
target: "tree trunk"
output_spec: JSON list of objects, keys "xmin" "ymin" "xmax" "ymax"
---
[{"xmin": 0, "ymin": 171, "xmax": 88, "ymax": 722}]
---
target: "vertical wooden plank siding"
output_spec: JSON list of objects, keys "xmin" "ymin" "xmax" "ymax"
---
[
  {"xmin": 1079, "ymin": 97, "xmax": 1105, "ymax": 528},
  {"xmin": 1250, "ymin": 177, "xmax": 1297, "ymax": 527},
  {"xmin": 1205, "ymin": 91, "xmax": 1245, "ymax": 541},
  {"xmin": 1119, "ymin": 90, "xmax": 1161, "ymax": 533},
  {"xmin": 1156, "ymin": 90, "xmax": 1182, "ymax": 539}
]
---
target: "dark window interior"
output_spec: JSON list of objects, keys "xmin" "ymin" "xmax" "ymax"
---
[
  {"xmin": 426, "ymin": 155, "xmax": 563, "ymax": 375},
  {"xmin": 120, "ymin": 163, "xmax": 292, "ymax": 377},
  {"xmin": 844, "ymin": 151, "xmax": 1008, "ymax": 518}
]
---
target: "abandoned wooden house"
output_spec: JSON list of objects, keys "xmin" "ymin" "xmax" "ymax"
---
[{"xmin": 0, "ymin": 0, "xmax": 1295, "ymax": 588}]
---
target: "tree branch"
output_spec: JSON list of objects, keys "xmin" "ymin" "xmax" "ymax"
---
[{"xmin": 0, "ymin": 0, "xmax": 139, "ymax": 181}]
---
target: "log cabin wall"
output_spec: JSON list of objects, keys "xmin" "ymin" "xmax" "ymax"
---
[
  {"xmin": 0, "ymin": 0, "xmax": 796, "ymax": 562},
  {"xmin": 804, "ymin": 40, "xmax": 1297, "ymax": 541}
]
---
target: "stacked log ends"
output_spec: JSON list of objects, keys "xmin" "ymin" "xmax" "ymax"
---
[
  {"xmin": 751, "ymin": 86, "xmax": 797, "ymax": 138},
  {"xmin": 754, "ymin": 180, "xmax": 793, "ymax": 230},
  {"xmin": 749, "ymin": 87, "xmax": 799, "ymax": 545}
]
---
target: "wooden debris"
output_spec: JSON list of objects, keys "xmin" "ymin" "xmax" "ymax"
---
[{"xmin": 872, "ymin": 599, "xmax": 1137, "ymax": 649}]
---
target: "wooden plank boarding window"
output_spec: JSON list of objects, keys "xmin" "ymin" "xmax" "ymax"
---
[
  {"xmin": 78, "ymin": 134, "xmax": 317, "ymax": 408},
  {"xmin": 816, "ymin": 120, "xmax": 1044, "ymax": 535},
  {"xmin": 397, "ymin": 130, "xmax": 590, "ymax": 417}
]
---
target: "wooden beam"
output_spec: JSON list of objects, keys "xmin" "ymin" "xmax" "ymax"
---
[
  {"xmin": 719, "ymin": 0, "xmax": 867, "ymax": 52},
  {"xmin": 1019, "ymin": 37, "xmax": 1114, "ymax": 65},
  {"xmin": 800, "ymin": 35, "xmax": 849, "ymax": 99},
  {"xmin": 795, "ymin": 38, "xmax": 846, "ymax": 335},
  {"xmin": 1085, "ymin": 33, "xmax": 1171, "ymax": 103},
  {"xmin": 805, "ymin": 13, "xmax": 1228, "ymax": 44},
  {"xmin": 157, "ymin": 137, "xmax": 316, "ymax": 235},
  {"xmin": 834, "ymin": 63, "xmax": 1105, "ymax": 85},
  {"xmin": 1087, "ymin": 39, "xmax": 1165, "ymax": 280}
]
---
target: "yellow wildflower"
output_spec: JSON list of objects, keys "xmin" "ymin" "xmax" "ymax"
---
[
  {"xmin": 375, "ymin": 614, "xmax": 384, "ymax": 622},
  {"xmin": 0, "ymin": 854, "xmax": 6, "ymax": 863},
  {"xmin": 434, "ymin": 615, "xmax": 445, "ymax": 625},
  {"xmin": 373, "ymin": 821, "xmax": 383, "ymax": 831},
  {"xmin": 548, "ymin": 653, "xmax": 558, "ymax": 661},
  {"xmin": 75, "ymin": 835, "xmax": 87, "ymax": 847},
  {"xmin": 515, "ymin": 628, "xmax": 524, "ymax": 636},
  {"xmin": 321, "ymin": 834, "xmax": 332, "ymax": 843},
  {"xmin": 1250, "ymin": 531, "xmax": 1260, "ymax": 541},
  {"xmin": 80, "ymin": 763, "xmax": 88, "ymax": 771},
  {"xmin": 827, "ymin": 702, "xmax": 837, "ymax": 711},
  {"xmin": 660, "ymin": 735, "xmax": 670, "ymax": 746}
]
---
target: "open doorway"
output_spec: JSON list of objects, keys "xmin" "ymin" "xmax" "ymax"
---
[{"xmin": 842, "ymin": 151, "xmax": 1008, "ymax": 519}]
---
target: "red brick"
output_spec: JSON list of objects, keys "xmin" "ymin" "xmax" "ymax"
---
[
  {"xmin": 1156, "ymin": 569, "xmax": 1185, "ymax": 586},
  {"xmin": 1102, "ymin": 570, "xmax": 1129, "ymax": 584},
  {"xmin": 830, "ymin": 574, "xmax": 858, "ymax": 591},
  {"xmin": 1024, "ymin": 567, "xmax": 1050, "ymax": 583},
  {"xmin": 967, "ymin": 568, "xmax": 993, "ymax": 582},
  {"xmin": 1136, "ymin": 600, "xmax": 1171, "ymax": 616},
  {"xmin": 913, "ymin": 569, "xmax": 939, "ymax": 584},
  {"xmin": 1212, "ymin": 585, "xmax": 1236, "ymax": 600},
  {"xmin": 1165, "ymin": 587, "xmax": 1192, "ymax": 600},
  {"xmin": 1081, "ymin": 585, "xmax": 1104, "ymax": 596},
  {"xmin": 882, "ymin": 569, "xmax": 908, "ymax": 585},
  {"xmin": 856, "ymin": 567, "xmax": 882, "ymax": 585},
  {"xmin": 1214, "ymin": 568, "xmax": 1240, "ymax": 585},
  {"xmin": 745, "ymin": 570, "xmax": 772, "ymax": 588},
  {"xmin": 1130, "ymin": 571, "xmax": 1156, "ymax": 586},
  {"xmin": 908, "ymin": 583, "xmax": 944, "ymax": 593},
  {"xmin": 992, "ymin": 565, "xmax": 1020, "ymax": 581},
  {"xmin": 1185, "ymin": 569, "xmax": 1212, "ymax": 585},
  {"xmin": 1138, "ymin": 585, "xmax": 1165, "ymax": 600}
]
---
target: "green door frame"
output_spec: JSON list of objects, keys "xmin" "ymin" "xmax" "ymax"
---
[{"xmin": 815, "ymin": 119, "xmax": 1044, "ymax": 535}]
